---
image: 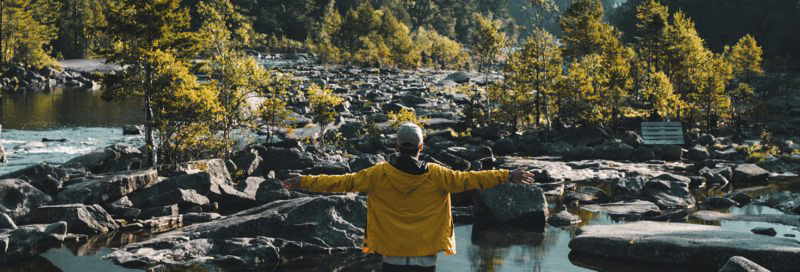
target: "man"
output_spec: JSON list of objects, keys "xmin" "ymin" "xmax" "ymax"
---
[{"xmin": 282, "ymin": 123, "xmax": 533, "ymax": 272}]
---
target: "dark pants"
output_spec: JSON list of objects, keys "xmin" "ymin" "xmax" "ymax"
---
[{"xmin": 382, "ymin": 262, "xmax": 436, "ymax": 272}]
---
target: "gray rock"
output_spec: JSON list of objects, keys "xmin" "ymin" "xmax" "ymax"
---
[
  {"xmin": 569, "ymin": 221, "xmax": 800, "ymax": 272},
  {"xmin": 0, "ymin": 143, "xmax": 6, "ymax": 163},
  {"xmin": 492, "ymin": 137, "xmax": 518, "ymax": 155},
  {"xmin": 128, "ymin": 188, "xmax": 210, "ymax": 211},
  {"xmin": 564, "ymin": 186, "xmax": 609, "ymax": 205},
  {"xmin": 444, "ymin": 71, "xmax": 469, "ymax": 84},
  {"xmin": 122, "ymin": 125, "xmax": 143, "ymax": 135},
  {"xmin": 610, "ymin": 176, "xmax": 647, "ymax": 201},
  {"xmin": 548, "ymin": 209, "xmax": 582, "ymax": 226},
  {"xmin": 0, "ymin": 163, "xmax": 70, "ymax": 195},
  {"xmin": 581, "ymin": 200, "xmax": 661, "ymax": 220},
  {"xmin": 447, "ymin": 145, "xmax": 494, "ymax": 161},
  {"xmin": 596, "ymin": 141, "xmax": 634, "ymax": 161},
  {"xmin": 303, "ymin": 161, "xmax": 351, "ymax": 175},
  {"xmin": 258, "ymin": 147, "xmax": 314, "ymax": 171},
  {"xmin": 705, "ymin": 197, "xmax": 739, "ymax": 209},
  {"xmin": 139, "ymin": 204, "xmax": 179, "ymax": 219},
  {"xmin": 0, "ymin": 213, "xmax": 17, "ymax": 229},
  {"xmin": 733, "ymin": 164, "xmax": 770, "ymax": 184},
  {"xmin": 718, "ymin": 256, "xmax": 770, "ymax": 272},
  {"xmin": 751, "ymin": 227, "xmax": 777, "ymax": 236},
  {"xmin": 349, "ymin": 154, "xmax": 385, "ymax": 172},
  {"xmin": 127, "ymin": 169, "xmax": 252, "ymax": 212},
  {"xmin": 0, "ymin": 179, "xmax": 52, "ymax": 220},
  {"xmin": 182, "ymin": 212, "xmax": 222, "ymax": 225},
  {"xmin": 727, "ymin": 192, "xmax": 752, "ymax": 206},
  {"xmin": 644, "ymin": 179, "xmax": 695, "ymax": 209},
  {"xmin": 62, "ymin": 144, "xmax": 143, "ymax": 174},
  {"xmin": 622, "ymin": 131, "xmax": 644, "ymax": 147},
  {"xmin": 24, "ymin": 204, "xmax": 118, "ymax": 235},
  {"xmin": 0, "ymin": 221, "xmax": 67, "ymax": 265},
  {"xmin": 688, "ymin": 145, "xmax": 710, "ymax": 161},
  {"xmin": 434, "ymin": 151, "xmax": 470, "ymax": 171},
  {"xmin": 255, "ymin": 178, "xmax": 292, "ymax": 204},
  {"xmin": 106, "ymin": 195, "xmax": 367, "ymax": 268},
  {"xmin": 55, "ymin": 170, "xmax": 158, "ymax": 204},
  {"xmin": 660, "ymin": 145, "xmax": 683, "ymax": 161},
  {"xmin": 473, "ymin": 183, "xmax": 548, "ymax": 226},
  {"xmin": 714, "ymin": 148, "xmax": 741, "ymax": 160},
  {"xmin": 231, "ymin": 150, "xmax": 263, "ymax": 178},
  {"xmin": 698, "ymin": 134, "xmax": 717, "ymax": 146}
]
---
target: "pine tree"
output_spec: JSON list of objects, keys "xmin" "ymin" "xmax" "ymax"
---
[
  {"xmin": 503, "ymin": 28, "xmax": 561, "ymax": 129},
  {"xmin": 307, "ymin": 0, "xmax": 342, "ymax": 68},
  {"xmin": 559, "ymin": 0, "xmax": 614, "ymax": 61},
  {"xmin": 103, "ymin": 0, "xmax": 203, "ymax": 166},
  {"xmin": 470, "ymin": 13, "xmax": 507, "ymax": 123},
  {"xmin": 633, "ymin": 0, "xmax": 670, "ymax": 75},
  {"xmin": 0, "ymin": 0, "xmax": 61, "ymax": 68},
  {"xmin": 641, "ymin": 70, "xmax": 683, "ymax": 120}
]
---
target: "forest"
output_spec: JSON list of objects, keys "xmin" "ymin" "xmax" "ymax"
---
[{"xmin": 1, "ymin": 0, "xmax": 799, "ymax": 166}]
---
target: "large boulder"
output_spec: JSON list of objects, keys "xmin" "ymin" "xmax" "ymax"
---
[
  {"xmin": 434, "ymin": 151, "xmax": 471, "ymax": 171},
  {"xmin": 447, "ymin": 145, "xmax": 494, "ymax": 161},
  {"xmin": 492, "ymin": 137, "xmax": 518, "ymax": 155},
  {"xmin": 257, "ymin": 147, "xmax": 314, "ymax": 172},
  {"xmin": 23, "ymin": 204, "xmax": 118, "ymax": 235},
  {"xmin": 349, "ymin": 154, "xmax": 385, "ymax": 172},
  {"xmin": 610, "ymin": 176, "xmax": 647, "ymax": 201},
  {"xmin": 106, "ymin": 195, "xmax": 367, "ymax": 269},
  {"xmin": 0, "ymin": 212, "xmax": 17, "ymax": 229},
  {"xmin": 0, "ymin": 179, "xmax": 52, "ymax": 220},
  {"xmin": 231, "ymin": 149, "xmax": 263, "ymax": 177},
  {"xmin": 473, "ymin": 184, "xmax": 548, "ymax": 227},
  {"xmin": 732, "ymin": 164, "xmax": 770, "ymax": 184},
  {"xmin": 643, "ymin": 179, "xmax": 695, "ymax": 209},
  {"xmin": 0, "ymin": 221, "xmax": 67, "ymax": 265},
  {"xmin": 569, "ymin": 221, "xmax": 800, "ymax": 272},
  {"xmin": 127, "ymin": 168, "xmax": 254, "ymax": 212},
  {"xmin": 55, "ymin": 170, "xmax": 158, "ymax": 204},
  {"xmin": 564, "ymin": 186, "xmax": 609, "ymax": 205},
  {"xmin": 444, "ymin": 71, "xmax": 470, "ymax": 84},
  {"xmin": 688, "ymin": 145, "xmax": 711, "ymax": 161},
  {"xmin": 62, "ymin": 144, "xmax": 143, "ymax": 174},
  {"xmin": 0, "ymin": 163, "xmax": 70, "ymax": 195}
]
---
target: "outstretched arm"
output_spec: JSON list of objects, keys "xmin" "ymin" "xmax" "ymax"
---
[
  {"xmin": 438, "ymin": 166, "xmax": 533, "ymax": 193},
  {"xmin": 281, "ymin": 167, "xmax": 377, "ymax": 193}
]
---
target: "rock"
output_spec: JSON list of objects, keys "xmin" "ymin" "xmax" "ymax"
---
[
  {"xmin": 349, "ymin": 154, "xmax": 385, "ymax": 172},
  {"xmin": 548, "ymin": 208, "xmax": 582, "ymax": 226},
  {"xmin": 0, "ymin": 163, "xmax": 70, "ymax": 195},
  {"xmin": 644, "ymin": 179, "xmax": 695, "ymax": 209},
  {"xmin": 471, "ymin": 125, "xmax": 504, "ymax": 141},
  {"xmin": 492, "ymin": 137, "xmax": 518, "ymax": 155},
  {"xmin": 106, "ymin": 195, "xmax": 367, "ymax": 269},
  {"xmin": 581, "ymin": 200, "xmax": 661, "ymax": 220},
  {"xmin": 473, "ymin": 183, "xmax": 548, "ymax": 227},
  {"xmin": 303, "ymin": 161, "xmax": 351, "ymax": 175},
  {"xmin": 564, "ymin": 186, "xmax": 609, "ymax": 205},
  {"xmin": 24, "ymin": 204, "xmax": 118, "ymax": 235},
  {"xmin": 733, "ymin": 164, "xmax": 770, "ymax": 184},
  {"xmin": 62, "ymin": 144, "xmax": 144, "ymax": 174},
  {"xmin": 569, "ymin": 221, "xmax": 800, "ymax": 272},
  {"xmin": 182, "ymin": 212, "xmax": 222, "ymax": 225},
  {"xmin": 434, "ymin": 151, "xmax": 470, "ymax": 171},
  {"xmin": 727, "ymin": 192, "xmax": 752, "ymax": 206},
  {"xmin": 0, "ymin": 142, "xmax": 6, "ymax": 163},
  {"xmin": 690, "ymin": 211, "xmax": 800, "ymax": 228},
  {"xmin": 128, "ymin": 188, "xmax": 210, "ymax": 211},
  {"xmin": 749, "ymin": 227, "xmax": 778, "ymax": 237},
  {"xmin": 660, "ymin": 145, "xmax": 683, "ymax": 161},
  {"xmin": 596, "ymin": 141, "xmax": 634, "ymax": 161},
  {"xmin": 122, "ymin": 125, "xmax": 143, "ymax": 135},
  {"xmin": 0, "ymin": 221, "xmax": 67, "ymax": 265},
  {"xmin": 231, "ymin": 150, "xmax": 263, "ymax": 177},
  {"xmin": 55, "ymin": 170, "xmax": 158, "ymax": 204},
  {"xmin": 622, "ymin": 131, "xmax": 644, "ymax": 147},
  {"xmin": 0, "ymin": 213, "xmax": 17, "ymax": 229},
  {"xmin": 127, "ymin": 170, "xmax": 253, "ymax": 212},
  {"xmin": 447, "ymin": 144, "xmax": 494, "ymax": 161},
  {"xmin": 162, "ymin": 159, "xmax": 233, "ymax": 185},
  {"xmin": 610, "ymin": 176, "xmax": 647, "ymax": 201},
  {"xmin": 688, "ymin": 145, "xmax": 711, "ymax": 161},
  {"xmin": 705, "ymin": 197, "xmax": 739, "ymax": 209},
  {"xmin": 234, "ymin": 177, "xmax": 263, "ymax": 199},
  {"xmin": 718, "ymin": 256, "xmax": 770, "ymax": 272},
  {"xmin": 139, "ymin": 204, "xmax": 179, "ymax": 219},
  {"xmin": 654, "ymin": 173, "xmax": 692, "ymax": 183},
  {"xmin": 714, "ymin": 148, "xmax": 741, "ymax": 160},
  {"xmin": 698, "ymin": 134, "xmax": 717, "ymax": 146},
  {"xmin": 444, "ymin": 71, "xmax": 470, "ymax": 83},
  {"xmin": 257, "ymin": 147, "xmax": 314, "ymax": 172},
  {"xmin": 700, "ymin": 167, "xmax": 730, "ymax": 187},
  {"xmin": 255, "ymin": 178, "xmax": 292, "ymax": 204},
  {"xmin": 0, "ymin": 179, "xmax": 52, "ymax": 220}
]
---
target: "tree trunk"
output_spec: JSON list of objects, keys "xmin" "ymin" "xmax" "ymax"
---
[
  {"xmin": 144, "ymin": 63, "xmax": 156, "ymax": 167},
  {"xmin": 1, "ymin": 0, "xmax": 4, "ymax": 65}
]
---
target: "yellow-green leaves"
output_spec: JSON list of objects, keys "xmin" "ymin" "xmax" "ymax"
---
[
  {"xmin": 389, "ymin": 108, "xmax": 428, "ymax": 129},
  {"xmin": 470, "ymin": 13, "xmax": 507, "ymax": 73},
  {"xmin": 307, "ymin": 84, "xmax": 343, "ymax": 126},
  {"xmin": 641, "ymin": 70, "xmax": 682, "ymax": 119},
  {"xmin": 412, "ymin": 27, "xmax": 468, "ymax": 69},
  {"xmin": 728, "ymin": 34, "xmax": 763, "ymax": 83},
  {"xmin": 1, "ymin": 0, "xmax": 61, "ymax": 68}
]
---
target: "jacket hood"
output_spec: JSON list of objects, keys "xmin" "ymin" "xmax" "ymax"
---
[{"xmin": 381, "ymin": 163, "xmax": 431, "ymax": 194}]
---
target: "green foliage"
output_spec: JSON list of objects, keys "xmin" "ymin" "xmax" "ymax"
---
[
  {"xmin": 640, "ymin": 70, "xmax": 682, "ymax": 119},
  {"xmin": 389, "ymin": 108, "xmax": 428, "ymax": 129},
  {"xmin": 307, "ymin": 0, "xmax": 342, "ymax": 66},
  {"xmin": 54, "ymin": 0, "xmax": 109, "ymax": 58},
  {"xmin": 470, "ymin": 13, "xmax": 507, "ymax": 73},
  {"xmin": 559, "ymin": 0, "xmax": 615, "ymax": 61},
  {"xmin": 500, "ymin": 28, "xmax": 561, "ymax": 130},
  {"xmin": 306, "ymin": 83, "xmax": 343, "ymax": 138},
  {"xmin": 413, "ymin": 27, "xmax": 468, "ymax": 69},
  {"xmin": 0, "ymin": 0, "xmax": 61, "ymax": 68}
]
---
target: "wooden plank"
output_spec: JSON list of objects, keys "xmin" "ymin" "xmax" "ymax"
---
[{"xmin": 641, "ymin": 121, "xmax": 684, "ymax": 145}]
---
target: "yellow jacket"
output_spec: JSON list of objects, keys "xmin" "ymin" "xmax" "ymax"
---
[{"xmin": 300, "ymin": 162, "xmax": 509, "ymax": 256}]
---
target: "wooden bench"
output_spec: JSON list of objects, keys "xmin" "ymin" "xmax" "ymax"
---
[{"xmin": 641, "ymin": 122, "xmax": 684, "ymax": 145}]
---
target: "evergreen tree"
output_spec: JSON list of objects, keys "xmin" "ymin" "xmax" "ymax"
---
[
  {"xmin": 412, "ymin": 27, "xmax": 468, "ymax": 69},
  {"xmin": 307, "ymin": 0, "xmax": 343, "ymax": 68},
  {"xmin": 559, "ymin": 0, "xmax": 614, "ymax": 61},
  {"xmin": 641, "ymin": 70, "xmax": 682, "ymax": 119},
  {"xmin": 503, "ymin": 28, "xmax": 561, "ymax": 129},
  {"xmin": 55, "ymin": 0, "xmax": 108, "ymax": 58},
  {"xmin": 306, "ymin": 83, "xmax": 344, "ymax": 145},
  {"xmin": 0, "ymin": 0, "xmax": 61, "ymax": 68},
  {"xmin": 470, "ymin": 13, "xmax": 507, "ymax": 123},
  {"xmin": 103, "ymin": 0, "xmax": 202, "ymax": 166}
]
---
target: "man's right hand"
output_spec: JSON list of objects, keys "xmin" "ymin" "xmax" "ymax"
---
[
  {"xmin": 281, "ymin": 173, "xmax": 302, "ymax": 190},
  {"xmin": 510, "ymin": 168, "xmax": 534, "ymax": 184}
]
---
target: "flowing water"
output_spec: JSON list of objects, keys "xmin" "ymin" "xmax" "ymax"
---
[{"xmin": 2, "ymin": 85, "xmax": 800, "ymax": 272}]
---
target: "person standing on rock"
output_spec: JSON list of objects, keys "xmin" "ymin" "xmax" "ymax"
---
[{"xmin": 282, "ymin": 122, "xmax": 534, "ymax": 272}]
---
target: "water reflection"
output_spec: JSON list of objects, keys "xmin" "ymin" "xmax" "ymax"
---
[{"xmin": 1, "ymin": 87, "xmax": 142, "ymax": 129}]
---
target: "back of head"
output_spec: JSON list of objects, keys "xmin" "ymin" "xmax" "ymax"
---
[{"xmin": 396, "ymin": 122, "xmax": 424, "ymax": 157}]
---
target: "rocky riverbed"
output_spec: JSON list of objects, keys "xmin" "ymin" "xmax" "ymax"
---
[{"xmin": 1, "ymin": 59, "xmax": 800, "ymax": 271}]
